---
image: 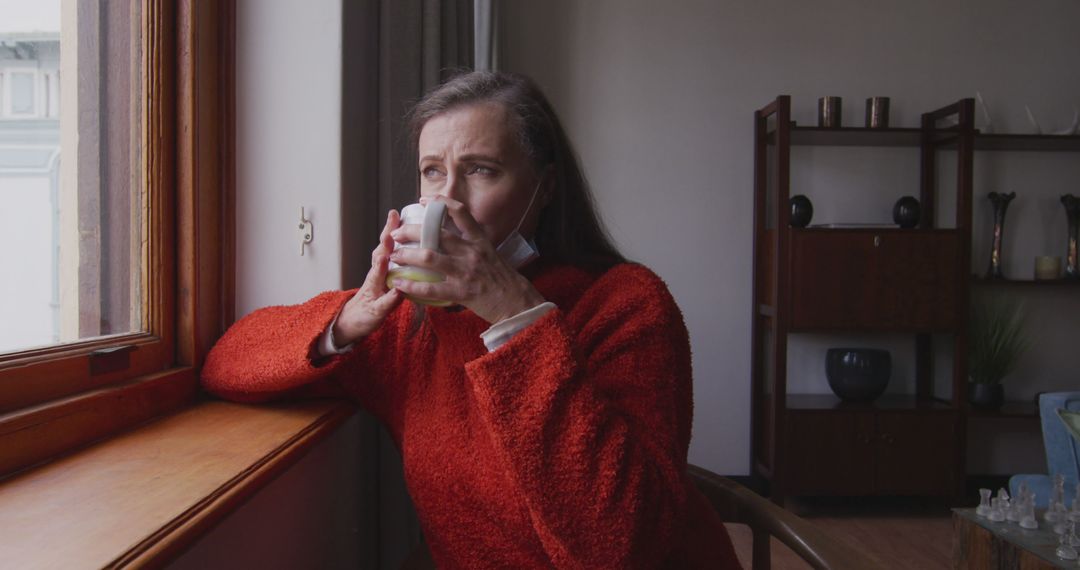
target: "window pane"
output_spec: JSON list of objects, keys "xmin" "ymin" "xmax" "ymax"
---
[{"xmin": 0, "ymin": 0, "xmax": 144, "ymax": 354}]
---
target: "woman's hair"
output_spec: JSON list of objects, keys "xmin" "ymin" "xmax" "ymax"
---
[{"xmin": 406, "ymin": 70, "xmax": 627, "ymax": 271}]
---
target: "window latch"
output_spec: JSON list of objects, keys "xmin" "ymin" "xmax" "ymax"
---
[{"xmin": 89, "ymin": 344, "xmax": 137, "ymax": 376}]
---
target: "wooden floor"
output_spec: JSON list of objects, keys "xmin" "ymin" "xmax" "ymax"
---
[{"xmin": 725, "ymin": 497, "xmax": 955, "ymax": 569}]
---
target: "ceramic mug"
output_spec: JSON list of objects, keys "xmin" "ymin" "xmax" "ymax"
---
[{"xmin": 386, "ymin": 201, "xmax": 453, "ymax": 306}]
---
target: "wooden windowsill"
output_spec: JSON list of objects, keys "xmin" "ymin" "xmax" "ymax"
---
[{"xmin": 0, "ymin": 398, "xmax": 356, "ymax": 569}]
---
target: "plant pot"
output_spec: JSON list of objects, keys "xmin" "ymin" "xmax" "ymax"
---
[
  {"xmin": 968, "ymin": 383, "xmax": 1004, "ymax": 410},
  {"xmin": 825, "ymin": 348, "xmax": 891, "ymax": 402}
]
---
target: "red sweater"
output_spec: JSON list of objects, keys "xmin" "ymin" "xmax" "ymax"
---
[{"xmin": 202, "ymin": 261, "xmax": 739, "ymax": 569}]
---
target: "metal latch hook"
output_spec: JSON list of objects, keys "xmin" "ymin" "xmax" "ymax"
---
[{"xmin": 299, "ymin": 207, "xmax": 313, "ymax": 255}]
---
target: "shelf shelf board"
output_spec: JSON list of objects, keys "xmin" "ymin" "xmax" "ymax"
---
[
  {"xmin": 785, "ymin": 394, "xmax": 953, "ymax": 411},
  {"xmin": 764, "ymin": 125, "xmax": 1080, "ymax": 151},
  {"xmin": 965, "ymin": 400, "xmax": 1038, "ymax": 419},
  {"xmin": 796, "ymin": 226, "xmax": 957, "ymax": 234},
  {"xmin": 974, "ymin": 133, "xmax": 1080, "ymax": 151},
  {"xmin": 971, "ymin": 276, "xmax": 1080, "ymax": 287},
  {"xmin": 783, "ymin": 125, "xmax": 924, "ymax": 147}
]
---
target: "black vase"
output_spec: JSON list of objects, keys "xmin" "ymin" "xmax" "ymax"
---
[
  {"xmin": 968, "ymin": 383, "xmax": 1004, "ymax": 411},
  {"xmin": 1063, "ymin": 194, "xmax": 1079, "ymax": 280},
  {"xmin": 790, "ymin": 195, "xmax": 813, "ymax": 228},
  {"xmin": 825, "ymin": 348, "xmax": 891, "ymax": 402},
  {"xmin": 893, "ymin": 196, "xmax": 921, "ymax": 229},
  {"xmin": 985, "ymin": 191, "xmax": 1016, "ymax": 280}
]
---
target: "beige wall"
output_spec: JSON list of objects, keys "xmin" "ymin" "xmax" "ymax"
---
[
  {"xmin": 172, "ymin": 1, "xmax": 379, "ymax": 568},
  {"xmin": 500, "ymin": 0, "xmax": 1080, "ymax": 475}
]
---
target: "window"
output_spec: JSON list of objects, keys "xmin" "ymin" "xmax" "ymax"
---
[
  {"xmin": 0, "ymin": 0, "xmax": 234, "ymax": 476},
  {"xmin": 2, "ymin": 2, "xmax": 142, "ymax": 353},
  {"xmin": 0, "ymin": 0, "xmax": 167, "ymax": 405}
]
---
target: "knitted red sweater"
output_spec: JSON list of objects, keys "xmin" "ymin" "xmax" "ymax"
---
[{"xmin": 202, "ymin": 261, "xmax": 739, "ymax": 568}]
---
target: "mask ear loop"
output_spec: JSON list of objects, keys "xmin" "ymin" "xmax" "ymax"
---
[{"xmin": 513, "ymin": 179, "xmax": 545, "ymax": 236}]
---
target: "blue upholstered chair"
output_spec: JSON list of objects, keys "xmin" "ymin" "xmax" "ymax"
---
[{"xmin": 1009, "ymin": 391, "xmax": 1080, "ymax": 509}]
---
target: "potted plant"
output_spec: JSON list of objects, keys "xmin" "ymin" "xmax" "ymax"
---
[{"xmin": 968, "ymin": 291, "xmax": 1029, "ymax": 410}]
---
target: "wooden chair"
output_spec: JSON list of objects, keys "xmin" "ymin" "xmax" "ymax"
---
[
  {"xmin": 404, "ymin": 465, "xmax": 884, "ymax": 569},
  {"xmin": 687, "ymin": 464, "xmax": 885, "ymax": 569}
]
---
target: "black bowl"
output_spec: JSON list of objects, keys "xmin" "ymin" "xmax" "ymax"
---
[{"xmin": 825, "ymin": 348, "xmax": 891, "ymax": 402}]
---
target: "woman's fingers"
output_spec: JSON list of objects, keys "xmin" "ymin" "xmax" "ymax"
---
[
  {"xmin": 365, "ymin": 210, "xmax": 400, "ymax": 293},
  {"xmin": 424, "ymin": 196, "xmax": 485, "ymax": 240},
  {"xmin": 391, "ymin": 224, "xmax": 470, "ymax": 252},
  {"xmin": 335, "ymin": 209, "xmax": 406, "ymax": 346},
  {"xmin": 392, "ymin": 277, "xmax": 460, "ymax": 305},
  {"xmin": 390, "ymin": 223, "xmax": 422, "ymax": 245},
  {"xmin": 371, "ymin": 286, "xmax": 403, "ymax": 315},
  {"xmin": 389, "ymin": 244, "xmax": 457, "ymax": 276},
  {"xmin": 381, "ymin": 209, "xmax": 400, "ymax": 251}
]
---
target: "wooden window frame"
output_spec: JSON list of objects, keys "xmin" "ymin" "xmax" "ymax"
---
[{"xmin": 0, "ymin": 0, "xmax": 235, "ymax": 478}]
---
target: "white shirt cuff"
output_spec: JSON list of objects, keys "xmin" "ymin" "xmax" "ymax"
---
[
  {"xmin": 480, "ymin": 302, "xmax": 556, "ymax": 352},
  {"xmin": 317, "ymin": 311, "xmax": 354, "ymax": 356}
]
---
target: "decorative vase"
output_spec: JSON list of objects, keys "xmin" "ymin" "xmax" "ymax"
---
[
  {"xmin": 985, "ymin": 191, "xmax": 1016, "ymax": 280},
  {"xmin": 1062, "ymin": 194, "xmax": 1080, "ymax": 280},
  {"xmin": 825, "ymin": 348, "xmax": 891, "ymax": 402},
  {"xmin": 893, "ymin": 196, "xmax": 921, "ymax": 229},
  {"xmin": 968, "ymin": 383, "xmax": 1004, "ymax": 411},
  {"xmin": 790, "ymin": 195, "xmax": 813, "ymax": 228}
]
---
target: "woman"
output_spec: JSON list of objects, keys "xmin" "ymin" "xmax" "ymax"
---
[{"xmin": 202, "ymin": 71, "xmax": 739, "ymax": 569}]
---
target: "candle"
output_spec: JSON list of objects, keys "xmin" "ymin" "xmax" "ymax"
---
[{"xmin": 1034, "ymin": 256, "xmax": 1061, "ymax": 280}]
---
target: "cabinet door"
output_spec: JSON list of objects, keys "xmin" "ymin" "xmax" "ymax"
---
[
  {"xmin": 790, "ymin": 230, "xmax": 959, "ymax": 330},
  {"xmin": 783, "ymin": 411, "xmax": 875, "ymax": 496},
  {"xmin": 790, "ymin": 231, "xmax": 876, "ymax": 329},
  {"xmin": 873, "ymin": 232, "xmax": 959, "ymax": 330},
  {"xmin": 874, "ymin": 412, "xmax": 956, "ymax": 495}
]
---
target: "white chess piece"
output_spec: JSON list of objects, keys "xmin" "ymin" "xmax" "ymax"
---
[
  {"xmin": 1047, "ymin": 475, "xmax": 1067, "ymax": 524},
  {"xmin": 1020, "ymin": 492, "xmax": 1039, "ymax": 529},
  {"xmin": 976, "ymin": 488, "xmax": 992, "ymax": 517},
  {"xmin": 1006, "ymin": 496, "xmax": 1021, "ymax": 522},
  {"xmin": 990, "ymin": 497, "xmax": 1006, "ymax": 522},
  {"xmin": 1057, "ymin": 520, "xmax": 1079, "ymax": 560},
  {"xmin": 1069, "ymin": 510, "xmax": 1080, "ymax": 546}
]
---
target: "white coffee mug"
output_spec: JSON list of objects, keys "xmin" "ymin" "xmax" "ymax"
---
[{"xmin": 386, "ymin": 201, "xmax": 452, "ymax": 306}]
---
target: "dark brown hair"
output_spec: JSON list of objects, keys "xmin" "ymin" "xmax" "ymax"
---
[{"xmin": 406, "ymin": 70, "xmax": 626, "ymax": 271}]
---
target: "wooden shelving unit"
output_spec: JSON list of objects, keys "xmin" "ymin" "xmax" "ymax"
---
[
  {"xmin": 750, "ymin": 96, "xmax": 974, "ymax": 504},
  {"xmin": 974, "ymin": 133, "xmax": 1080, "ymax": 152},
  {"xmin": 971, "ymin": 277, "xmax": 1080, "ymax": 288}
]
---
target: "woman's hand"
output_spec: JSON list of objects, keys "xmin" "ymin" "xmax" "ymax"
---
[
  {"xmin": 332, "ymin": 210, "xmax": 406, "ymax": 347},
  {"xmin": 388, "ymin": 196, "xmax": 546, "ymax": 324}
]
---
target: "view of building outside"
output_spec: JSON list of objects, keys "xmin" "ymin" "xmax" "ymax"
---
[
  {"xmin": 1, "ymin": 0, "xmax": 144, "ymax": 354},
  {"xmin": 0, "ymin": 1, "xmax": 61, "ymax": 352}
]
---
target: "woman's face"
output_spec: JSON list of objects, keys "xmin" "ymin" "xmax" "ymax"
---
[{"xmin": 417, "ymin": 102, "xmax": 544, "ymax": 246}]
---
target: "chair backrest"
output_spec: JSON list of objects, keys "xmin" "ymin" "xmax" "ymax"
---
[
  {"xmin": 686, "ymin": 464, "xmax": 883, "ymax": 570},
  {"xmin": 1039, "ymin": 392, "xmax": 1080, "ymax": 486}
]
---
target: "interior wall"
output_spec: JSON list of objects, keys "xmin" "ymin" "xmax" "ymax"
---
[
  {"xmin": 500, "ymin": 0, "xmax": 1080, "ymax": 475},
  {"xmin": 177, "ymin": 1, "xmax": 378, "ymax": 567},
  {"xmin": 234, "ymin": 0, "xmax": 344, "ymax": 316}
]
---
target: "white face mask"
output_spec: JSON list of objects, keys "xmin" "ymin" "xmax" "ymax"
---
[{"xmin": 495, "ymin": 179, "xmax": 543, "ymax": 269}]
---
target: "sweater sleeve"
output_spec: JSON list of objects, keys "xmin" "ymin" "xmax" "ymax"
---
[
  {"xmin": 201, "ymin": 290, "xmax": 410, "ymax": 428},
  {"xmin": 464, "ymin": 266, "xmax": 694, "ymax": 568}
]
